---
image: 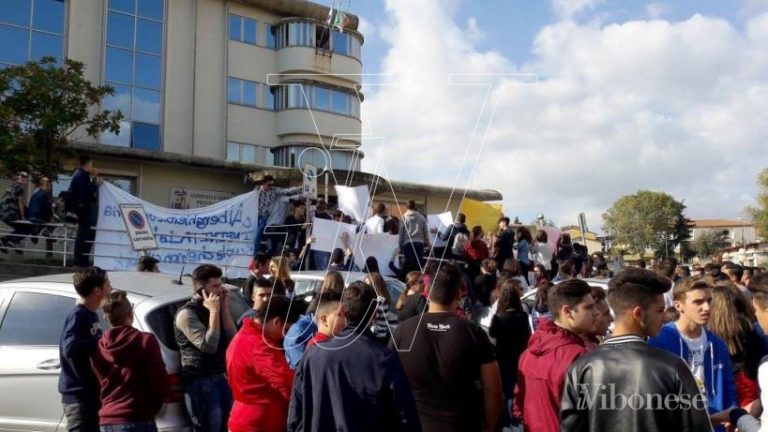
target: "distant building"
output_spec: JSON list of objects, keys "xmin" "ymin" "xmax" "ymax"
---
[
  {"xmin": 690, "ymin": 219, "xmax": 758, "ymax": 247},
  {"xmin": 561, "ymin": 226, "xmax": 603, "ymax": 254}
]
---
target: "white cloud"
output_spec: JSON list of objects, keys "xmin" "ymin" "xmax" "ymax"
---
[
  {"xmin": 465, "ymin": 17, "xmax": 486, "ymax": 43},
  {"xmin": 550, "ymin": 0, "xmax": 605, "ymax": 20},
  {"xmin": 646, "ymin": 2, "xmax": 671, "ymax": 19},
  {"xmin": 360, "ymin": 2, "xmax": 768, "ymax": 228},
  {"xmin": 357, "ymin": 16, "xmax": 376, "ymax": 40}
]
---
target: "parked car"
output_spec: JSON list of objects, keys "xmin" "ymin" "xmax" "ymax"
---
[{"xmin": 0, "ymin": 271, "xmax": 249, "ymax": 432}]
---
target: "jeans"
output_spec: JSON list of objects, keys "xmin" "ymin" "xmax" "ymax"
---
[
  {"xmin": 100, "ymin": 422, "xmax": 157, "ymax": 432},
  {"xmin": 254, "ymin": 215, "xmax": 281, "ymax": 257},
  {"xmin": 402, "ymin": 242, "xmax": 424, "ymax": 274},
  {"xmin": 312, "ymin": 250, "xmax": 331, "ymax": 271},
  {"xmin": 62, "ymin": 399, "xmax": 100, "ymax": 432},
  {"xmin": 182, "ymin": 374, "xmax": 232, "ymax": 432}
]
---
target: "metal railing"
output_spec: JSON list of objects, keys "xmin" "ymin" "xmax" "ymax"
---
[{"xmin": 0, "ymin": 220, "xmax": 75, "ymax": 266}]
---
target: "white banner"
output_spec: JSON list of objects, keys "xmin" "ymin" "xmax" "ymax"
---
[
  {"xmin": 95, "ymin": 183, "xmax": 258, "ymax": 278},
  {"xmin": 334, "ymin": 185, "xmax": 369, "ymax": 222},
  {"xmin": 427, "ymin": 212, "xmax": 453, "ymax": 248},
  {"xmin": 310, "ymin": 217, "xmax": 358, "ymax": 253},
  {"xmin": 353, "ymin": 234, "xmax": 399, "ymax": 277}
]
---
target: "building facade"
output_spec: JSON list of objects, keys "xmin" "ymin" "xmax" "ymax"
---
[{"xmin": 690, "ymin": 219, "xmax": 759, "ymax": 247}]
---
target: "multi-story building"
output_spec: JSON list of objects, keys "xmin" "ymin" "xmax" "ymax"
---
[
  {"xmin": 690, "ymin": 219, "xmax": 759, "ymax": 247},
  {"xmin": 1, "ymin": 0, "xmax": 501, "ymax": 213}
]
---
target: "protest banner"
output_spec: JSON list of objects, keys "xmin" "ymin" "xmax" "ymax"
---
[
  {"xmin": 310, "ymin": 217, "xmax": 358, "ymax": 253},
  {"xmin": 459, "ymin": 198, "xmax": 503, "ymax": 233},
  {"xmin": 427, "ymin": 212, "xmax": 453, "ymax": 248},
  {"xmin": 353, "ymin": 234, "xmax": 399, "ymax": 276},
  {"xmin": 334, "ymin": 184, "xmax": 369, "ymax": 222},
  {"xmin": 95, "ymin": 183, "xmax": 257, "ymax": 278}
]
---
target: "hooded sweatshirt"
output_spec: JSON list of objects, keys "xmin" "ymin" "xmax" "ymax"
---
[
  {"xmin": 90, "ymin": 326, "xmax": 168, "ymax": 425},
  {"xmin": 648, "ymin": 322, "xmax": 738, "ymax": 431},
  {"xmin": 514, "ymin": 319, "xmax": 589, "ymax": 432}
]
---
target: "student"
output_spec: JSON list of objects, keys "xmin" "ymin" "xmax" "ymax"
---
[
  {"xmin": 395, "ymin": 271, "xmax": 428, "ymax": 322},
  {"xmin": 227, "ymin": 296, "xmax": 301, "ymax": 432},
  {"xmin": 561, "ymin": 268, "xmax": 712, "ymax": 431},
  {"xmin": 137, "ymin": 255, "xmax": 160, "ymax": 273},
  {"xmin": 306, "ymin": 290, "xmax": 346, "ymax": 349},
  {"xmin": 237, "ymin": 277, "xmax": 286, "ymax": 328},
  {"xmin": 514, "ymin": 279, "xmax": 597, "ymax": 432},
  {"xmin": 648, "ymin": 277, "xmax": 738, "ymax": 431},
  {"xmin": 59, "ymin": 267, "xmax": 112, "ymax": 432},
  {"xmin": 91, "ymin": 290, "xmax": 168, "ymax": 431},
  {"xmin": 583, "ymin": 286, "xmax": 613, "ymax": 347}
]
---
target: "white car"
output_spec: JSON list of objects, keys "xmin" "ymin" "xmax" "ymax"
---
[{"xmin": 0, "ymin": 271, "xmax": 249, "ymax": 432}]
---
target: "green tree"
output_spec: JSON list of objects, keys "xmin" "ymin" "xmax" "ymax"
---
[
  {"xmin": 602, "ymin": 190, "xmax": 690, "ymax": 257},
  {"xmin": 0, "ymin": 57, "xmax": 122, "ymax": 179},
  {"xmin": 690, "ymin": 230, "xmax": 729, "ymax": 259},
  {"xmin": 747, "ymin": 168, "xmax": 768, "ymax": 240}
]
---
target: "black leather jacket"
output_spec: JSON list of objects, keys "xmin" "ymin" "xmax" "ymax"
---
[{"xmin": 560, "ymin": 335, "xmax": 713, "ymax": 432}]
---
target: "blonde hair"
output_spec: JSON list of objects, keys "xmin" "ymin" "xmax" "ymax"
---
[
  {"xmin": 364, "ymin": 272, "xmax": 391, "ymax": 306},
  {"xmin": 396, "ymin": 271, "xmax": 422, "ymax": 310},
  {"xmin": 321, "ymin": 271, "xmax": 345, "ymax": 294},
  {"xmin": 270, "ymin": 256, "xmax": 291, "ymax": 281}
]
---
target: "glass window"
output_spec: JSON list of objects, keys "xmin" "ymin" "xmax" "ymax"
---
[
  {"xmin": 103, "ymin": 83, "xmax": 131, "ymax": 115},
  {"xmin": 226, "ymin": 142, "xmax": 238, "ymax": 161},
  {"xmin": 101, "ymin": 120, "xmax": 131, "ymax": 147},
  {"xmin": 316, "ymin": 25, "xmax": 330, "ymax": 49},
  {"xmin": 228, "ymin": 14, "xmax": 240, "ymax": 41},
  {"xmin": 228, "ymin": 77, "xmax": 240, "ymax": 103},
  {"xmin": 241, "ymin": 144, "xmax": 256, "ymax": 163},
  {"xmin": 313, "ymin": 87, "xmax": 330, "ymax": 111},
  {"xmin": 332, "ymin": 31, "xmax": 349, "ymax": 55},
  {"xmin": 132, "ymin": 87, "xmax": 160, "ymax": 123},
  {"xmin": 137, "ymin": 0, "xmax": 163, "ymax": 20},
  {"xmin": 243, "ymin": 18, "xmax": 256, "ymax": 44},
  {"xmin": 134, "ymin": 53, "xmax": 161, "ymax": 88},
  {"xmin": 0, "ymin": 0, "xmax": 31, "ymax": 27},
  {"xmin": 0, "ymin": 292, "xmax": 75, "ymax": 346},
  {"xmin": 264, "ymin": 85, "xmax": 275, "ymax": 110},
  {"xmin": 0, "ymin": 25, "xmax": 30, "ymax": 65},
  {"xmin": 132, "ymin": 122, "xmax": 160, "ymax": 150},
  {"xmin": 331, "ymin": 90, "xmax": 348, "ymax": 115},
  {"xmin": 106, "ymin": 11, "xmax": 135, "ymax": 49},
  {"xmin": 265, "ymin": 24, "xmax": 276, "ymax": 48},
  {"xmin": 31, "ymin": 31, "xmax": 63, "ymax": 62},
  {"xmin": 105, "ymin": 47, "xmax": 133, "ymax": 83},
  {"xmin": 243, "ymin": 80, "xmax": 257, "ymax": 106},
  {"xmin": 33, "ymin": 0, "xmax": 65, "ymax": 34},
  {"xmin": 136, "ymin": 18, "xmax": 162, "ymax": 54},
  {"xmin": 109, "ymin": 0, "xmax": 135, "ymax": 14}
]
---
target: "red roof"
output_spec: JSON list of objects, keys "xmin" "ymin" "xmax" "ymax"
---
[{"xmin": 692, "ymin": 219, "xmax": 753, "ymax": 228}]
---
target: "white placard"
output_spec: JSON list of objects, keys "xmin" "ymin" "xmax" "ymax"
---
[
  {"xmin": 353, "ymin": 234, "xmax": 400, "ymax": 276},
  {"xmin": 427, "ymin": 212, "xmax": 454, "ymax": 248},
  {"xmin": 302, "ymin": 164, "xmax": 318, "ymax": 199},
  {"xmin": 96, "ymin": 183, "xmax": 257, "ymax": 278},
  {"xmin": 310, "ymin": 217, "xmax": 358, "ymax": 253},
  {"xmin": 334, "ymin": 185, "xmax": 369, "ymax": 222},
  {"xmin": 119, "ymin": 204, "xmax": 158, "ymax": 251}
]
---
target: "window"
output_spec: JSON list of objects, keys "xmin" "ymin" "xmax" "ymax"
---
[
  {"xmin": 273, "ymin": 20, "xmax": 361, "ymax": 60},
  {"xmin": 102, "ymin": 0, "xmax": 164, "ymax": 151},
  {"xmin": 0, "ymin": 292, "xmax": 75, "ymax": 346},
  {"xmin": 273, "ymin": 145, "xmax": 360, "ymax": 171},
  {"xmin": 265, "ymin": 24, "xmax": 276, "ymax": 49},
  {"xmin": 229, "ymin": 14, "xmax": 275, "ymax": 46},
  {"xmin": 0, "ymin": 0, "xmax": 66, "ymax": 67},
  {"xmin": 275, "ymin": 84, "xmax": 360, "ymax": 118},
  {"xmin": 228, "ymin": 77, "xmax": 274, "ymax": 110},
  {"xmin": 226, "ymin": 142, "xmax": 274, "ymax": 165}
]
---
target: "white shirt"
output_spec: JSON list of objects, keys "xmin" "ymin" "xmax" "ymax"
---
[
  {"xmin": 531, "ymin": 242, "xmax": 554, "ymax": 270},
  {"xmin": 681, "ymin": 329, "xmax": 708, "ymax": 401},
  {"xmin": 365, "ymin": 215, "xmax": 385, "ymax": 234}
]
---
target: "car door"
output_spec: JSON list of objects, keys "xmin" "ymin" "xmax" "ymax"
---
[{"xmin": 0, "ymin": 289, "xmax": 78, "ymax": 432}]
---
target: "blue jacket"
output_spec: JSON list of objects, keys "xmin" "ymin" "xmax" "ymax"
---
[
  {"xmin": 58, "ymin": 305, "xmax": 102, "ymax": 403},
  {"xmin": 284, "ymin": 313, "xmax": 317, "ymax": 370},
  {"xmin": 648, "ymin": 323, "xmax": 737, "ymax": 420},
  {"xmin": 287, "ymin": 326, "xmax": 420, "ymax": 432}
]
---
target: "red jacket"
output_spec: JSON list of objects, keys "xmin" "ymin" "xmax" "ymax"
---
[
  {"xmin": 226, "ymin": 319, "xmax": 294, "ymax": 432},
  {"xmin": 514, "ymin": 319, "xmax": 589, "ymax": 432},
  {"xmin": 90, "ymin": 326, "xmax": 168, "ymax": 425}
]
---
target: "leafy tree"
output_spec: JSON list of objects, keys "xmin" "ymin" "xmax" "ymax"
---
[
  {"xmin": 0, "ymin": 57, "xmax": 122, "ymax": 179},
  {"xmin": 690, "ymin": 230, "xmax": 729, "ymax": 259},
  {"xmin": 747, "ymin": 168, "xmax": 768, "ymax": 240},
  {"xmin": 602, "ymin": 190, "xmax": 690, "ymax": 257}
]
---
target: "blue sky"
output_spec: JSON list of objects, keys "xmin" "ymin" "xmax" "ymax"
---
[{"xmin": 314, "ymin": 0, "xmax": 768, "ymax": 228}]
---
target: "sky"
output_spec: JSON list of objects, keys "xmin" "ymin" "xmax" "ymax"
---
[{"xmin": 316, "ymin": 0, "xmax": 768, "ymax": 231}]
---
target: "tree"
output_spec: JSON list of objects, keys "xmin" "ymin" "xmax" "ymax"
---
[
  {"xmin": 602, "ymin": 190, "xmax": 690, "ymax": 257},
  {"xmin": 690, "ymin": 230, "xmax": 729, "ymax": 259},
  {"xmin": 0, "ymin": 57, "xmax": 123, "ymax": 179},
  {"xmin": 747, "ymin": 168, "xmax": 768, "ymax": 240}
]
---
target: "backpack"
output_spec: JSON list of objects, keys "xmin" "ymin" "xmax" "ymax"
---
[{"xmin": 451, "ymin": 232, "xmax": 469, "ymax": 256}]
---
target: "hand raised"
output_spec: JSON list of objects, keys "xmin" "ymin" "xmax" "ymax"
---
[{"xmin": 202, "ymin": 290, "xmax": 220, "ymax": 312}]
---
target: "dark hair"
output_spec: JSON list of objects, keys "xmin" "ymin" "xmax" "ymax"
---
[
  {"xmin": 330, "ymin": 248, "xmax": 345, "ymax": 265},
  {"xmin": 384, "ymin": 217, "xmax": 399, "ymax": 235},
  {"xmin": 498, "ymin": 216, "xmax": 510, "ymax": 225},
  {"xmin": 375, "ymin": 202, "xmax": 387, "ymax": 214},
  {"xmin": 548, "ymin": 279, "xmax": 592, "ymax": 319},
  {"xmin": 79, "ymin": 155, "xmax": 92, "ymax": 166},
  {"xmin": 407, "ymin": 200, "xmax": 417, "ymax": 210},
  {"xmin": 655, "ymin": 259, "xmax": 676, "ymax": 278},
  {"xmin": 292, "ymin": 200, "xmax": 305, "ymax": 209},
  {"xmin": 428, "ymin": 266, "xmax": 462, "ymax": 305},
  {"xmin": 73, "ymin": 266, "xmax": 107, "ymax": 298},
  {"xmin": 137, "ymin": 255, "xmax": 159, "ymax": 272},
  {"xmin": 315, "ymin": 290, "xmax": 343, "ymax": 316},
  {"xmin": 497, "ymin": 280, "xmax": 523, "ymax": 313},
  {"xmin": 254, "ymin": 252, "xmax": 270, "ymax": 266},
  {"xmin": 365, "ymin": 256, "xmax": 380, "ymax": 274},
  {"xmin": 607, "ymin": 267, "xmax": 672, "ymax": 317},
  {"xmin": 342, "ymin": 281, "xmax": 378, "ymax": 327},
  {"xmin": 535, "ymin": 230, "xmax": 548, "ymax": 243},
  {"xmin": 253, "ymin": 295, "xmax": 301, "ymax": 324},
  {"xmin": 261, "ymin": 174, "xmax": 274, "ymax": 184},
  {"xmin": 192, "ymin": 264, "xmax": 222, "ymax": 290},
  {"xmin": 457, "ymin": 213, "xmax": 466, "ymax": 224},
  {"xmin": 638, "ymin": 260, "xmax": 646, "ymax": 269},
  {"xmin": 535, "ymin": 281, "xmax": 552, "ymax": 313},
  {"xmin": 256, "ymin": 277, "xmax": 286, "ymax": 295},
  {"xmin": 102, "ymin": 290, "xmax": 132, "ymax": 326},
  {"xmin": 481, "ymin": 258, "xmax": 497, "ymax": 273},
  {"xmin": 590, "ymin": 285, "xmax": 606, "ymax": 303},
  {"xmin": 516, "ymin": 226, "xmax": 533, "ymax": 243},
  {"xmin": 560, "ymin": 233, "xmax": 572, "ymax": 244},
  {"xmin": 365, "ymin": 272, "xmax": 391, "ymax": 306},
  {"xmin": 723, "ymin": 263, "xmax": 744, "ymax": 281},
  {"xmin": 471, "ymin": 225, "xmax": 483, "ymax": 238},
  {"xmin": 749, "ymin": 272, "xmax": 768, "ymax": 308},
  {"xmin": 558, "ymin": 259, "xmax": 574, "ymax": 277}
]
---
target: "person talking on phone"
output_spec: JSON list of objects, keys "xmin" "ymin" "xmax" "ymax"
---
[{"xmin": 174, "ymin": 264, "xmax": 237, "ymax": 432}]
